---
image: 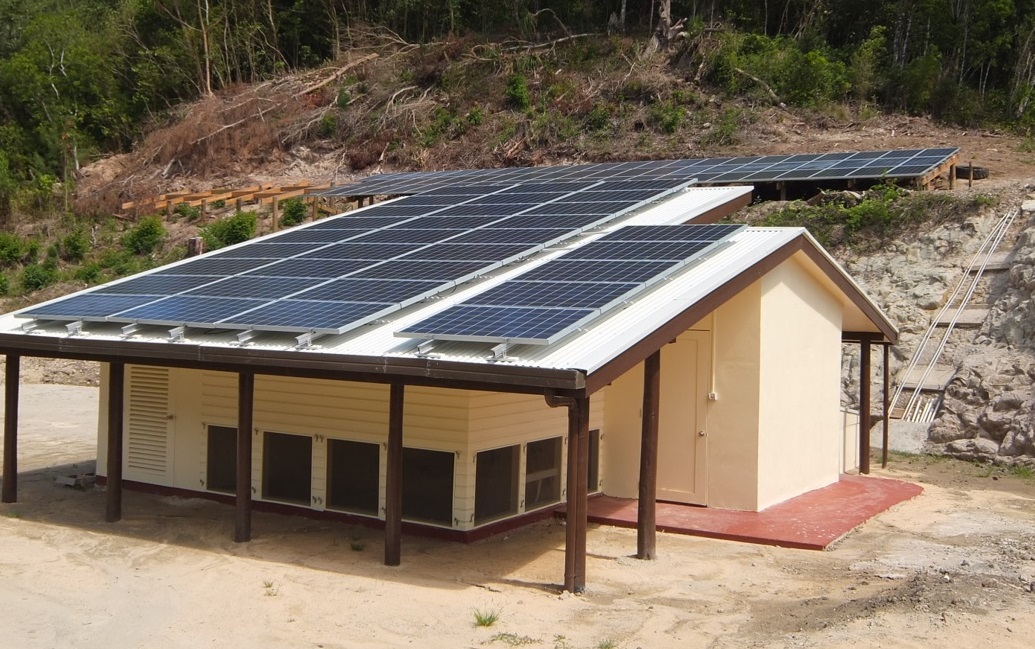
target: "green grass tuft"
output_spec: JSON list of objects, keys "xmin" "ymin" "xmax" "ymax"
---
[{"xmin": 473, "ymin": 606, "xmax": 501, "ymax": 627}]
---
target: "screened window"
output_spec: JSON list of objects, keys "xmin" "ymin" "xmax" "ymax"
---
[
  {"xmin": 206, "ymin": 425, "xmax": 236, "ymax": 494},
  {"xmin": 262, "ymin": 431, "xmax": 312, "ymax": 505},
  {"xmin": 525, "ymin": 437, "xmax": 562, "ymax": 509},
  {"xmin": 327, "ymin": 439, "xmax": 380, "ymax": 515},
  {"xmin": 475, "ymin": 445, "xmax": 520, "ymax": 524},
  {"xmin": 402, "ymin": 448, "xmax": 454, "ymax": 525}
]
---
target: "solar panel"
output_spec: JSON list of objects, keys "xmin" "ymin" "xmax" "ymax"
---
[
  {"xmin": 399, "ymin": 223, "xmax": 745, "ymax": 345},
  {"xmin": 324, "ymin": 148, "xmax": 958, "ymax": 196},
  {"xmin": 18, "ymin": 175, "xmax": 712, "ymax": 335}
]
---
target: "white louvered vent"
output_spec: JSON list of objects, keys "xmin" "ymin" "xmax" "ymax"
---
[{"xmin": 126, "ymin": 365, "xmax": 171, "ymax": 476}]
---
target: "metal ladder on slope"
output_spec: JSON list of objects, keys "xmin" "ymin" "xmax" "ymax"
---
[{"xmin": 889, "ymin": 208, "xmax": 1019, "ymax": 422}]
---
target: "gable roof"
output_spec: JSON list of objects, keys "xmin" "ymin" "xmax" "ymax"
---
[{"xmin": 0, "ymin": 186, "xmax": 895, "ymax": 397}]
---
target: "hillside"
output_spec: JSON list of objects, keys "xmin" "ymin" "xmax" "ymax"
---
[{"xmin": 3, "ymin": 35, "xmax": 1035, "ymax": 465}]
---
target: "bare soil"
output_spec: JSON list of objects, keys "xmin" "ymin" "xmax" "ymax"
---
[{"xmin": 1, "ymin": 385, "xmax": 1033, "ymax": 648}]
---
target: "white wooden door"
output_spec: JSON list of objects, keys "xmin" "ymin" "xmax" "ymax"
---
[{"xmin": 656, "ymin": 331, "xmax": 710, "ymax": 505}]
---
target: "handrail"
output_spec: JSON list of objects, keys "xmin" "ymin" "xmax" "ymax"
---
[{"xmin": 889, "ymin": 207, "xmax": 1018, "ymax": 421}]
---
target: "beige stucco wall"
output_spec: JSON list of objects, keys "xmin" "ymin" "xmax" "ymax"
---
[
  {"xmin": 98, "ymin": 367, "xmax": 604, "ymax": 530},
  {"xmin": 756, "ymin": 256, "xmax": 844, "ymax": 509}
]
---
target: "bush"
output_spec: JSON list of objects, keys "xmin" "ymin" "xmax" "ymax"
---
[
  {"xmin": 21, "ymin": 263, "xmax": 57, "ymax": 292},
  {"xmin": 279, "ymin": 198, "xmax": 307, "ymax": 227},
  {"xmin": 60, "ymin": 230, "xmax": 89, "ymax": 263},
  {"xmin": 0, "ymin": 232, "xmax": 26, "ymax": 267},
  {"xmin": 174, "ymin": 202, "xmax": 201, "ymax": 220},
  {"xmin": 0, "ymin": 273, "xmax": 8, "ymax": 295},
  {"xmin": 647, "ymin": 101, "xmax": 684, "ymax": 134},
  {"xmin": 122, "ymin": 216, "xmax": 165, "ymax": 255},
  {"xmin": 73, "ymin": 263, "xmax": 102, "ymax": 284},
  {"xmin": 202, "ymin": 211, "xmax": 256, "ymax": 250},
  {"xmin": 505, "ymin": 73, "xmax": 531, "ymax": 110}
]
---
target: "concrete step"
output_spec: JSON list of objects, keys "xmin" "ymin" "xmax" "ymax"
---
[
  {"xmin": 935, "ymin": 308, "xmax": 988, "ymax": 328},
  {"xmin": 899, "ymin": 364, "xmax": 955, "ymax": 391},
  {"xmin": 969, "ymin": 251, "xmax": 1015, "ymax": 272}
]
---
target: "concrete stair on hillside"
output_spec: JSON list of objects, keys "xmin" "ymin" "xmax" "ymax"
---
[
  {"xmin": 935, "ymin": 308, "xmax": 988, "ymax": 328},
  {"xmin": 969, "ymin": 251, "xmax": 1015, "ymax": 272},
  {"xmin": 900, "ymin": 364, "xmax": 955, "ymax": 391}
]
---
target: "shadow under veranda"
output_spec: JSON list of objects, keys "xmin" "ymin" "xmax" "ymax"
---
[{"xmin": 0, "ymin": 460, "xmax": 574, "ymax": 593}]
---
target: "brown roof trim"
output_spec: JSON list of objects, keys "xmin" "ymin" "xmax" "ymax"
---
[
  {"xmin": 685, "ymin": 188, "xmax": 753, "ymax": 224},
  {"xmin": 584, "ymin": 233, "xmax": 897, "ymax": 394},
  {"xmin": 0, "ymin": 334, "xmax": 585, "ymax": 396}
]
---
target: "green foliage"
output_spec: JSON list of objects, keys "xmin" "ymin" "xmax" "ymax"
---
[
  {"xmin": 202, "ymin": 211, "xmax": 256, "ymax": 250},
  {"xmin": 505, "ymin": 73, "xmax": 531, "ymax": 110},
  {"xmin": 319, "ymin": 112, "xmax": 338, "ymax": 138},
  {"xmin": 20, "ymin": 263, "xmax": 57, "ymax": 292},
  {"xmin": 336, "ymin": 87, "xmax": 351, "ymax": 108},
  {"xmin": 489, "ymin": 632, "xmax": 538, "ymax": 646},
  {"xmin": 174, "ymin": 203, "xmax": 201, "ymax": 221},
  {"xmin": 472, "ymin": 607, "xmax": 501, "ymax": 627},
  {"xmin": 700, "ymin": 108, "xmax": 745, "ymax": 146},
  {"xmin": 585, "ymin": 101, "xmax": 614, "ymax": 132},
  {"xmin": 60, "ymin": 230, "xmax": 89, "ymax": 263},
  {"xmin": 121, "ymin": 217, "xmax": 165, "ymax": 255},
  {"xmin": 0, "ymin": 273, "xmax": 8, "ymax": 295},
  {"xmin": 72, "ymin": 263, "xmax": 102, "ymax": 284},
  {"xmin": 0, "ymin": 232, "xmax": 29, "ymax": 267},
  {"xmin": 279, "ymin": 198, "xmax": 307, "ymax": 227},
  {"xmin": 647, "ymin": 101, "xmax": 685, "ymax": 134}
]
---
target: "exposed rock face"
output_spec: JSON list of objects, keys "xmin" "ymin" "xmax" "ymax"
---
[{"xmin": 837, "ymin": 186, "xmax": 1035, "ymax": 466}]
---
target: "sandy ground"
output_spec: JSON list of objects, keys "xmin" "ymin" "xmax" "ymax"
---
[{"xmin": 0, "ymin": 384, "xmax": 1033, "ymax": 649}]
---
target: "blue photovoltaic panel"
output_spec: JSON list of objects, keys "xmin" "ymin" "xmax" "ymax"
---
[
  {"xmin": 463, "ymin": 281, "xmax": 639, "ymax": 309},
  {"xmin": 24, "ymin": 294, "xmax": 161, "ymax": 320},
  {"xmin": 399, "ymin": 223, "xmax": 745, "ymax": 345},
  {"xmin": 19, "ymin": 174, "xmax": 702, "ymax": 335},
  {"xmin": 398, "ymin": 305, "xmax": 596, "ymax": 344},
  {"xmin": 182, "ymin": 276, "xmax": 316, "ymax": 298},
  {"xmin": 323, "ymin": 148, "xmax": 958, "ymax": 196},
  {"xmin": 292, "ymin": 278, "xmax": 443, "ymax": 304},
  {"xmin": 95, "ymin": 274, "xmax": 222, "ymax": 295},
  {"xmin": 218, "ymin": 300, "xmax": 397, "ymax": 331},
  {"xmin": 242, "ymin": 258, "xmax": 372, "ymax": 278},
  {"xmin": 519, "ymin": 260, "xmax": 674, "ymax": 284},
  {"xmin": 115, "ymin": 296, "xmax": 266, "ymax": 325}
]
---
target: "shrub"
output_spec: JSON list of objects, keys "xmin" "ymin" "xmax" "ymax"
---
[
  {"xmin": 0, "ymin": 232, "xmax": 26, "ymax": 267},
  {"xmin": 0, "ymin": 273, "xmax": 8, "ymax": 295},
  {"xmin": 202, "ymin": 211, "xmax": 256, "ymax": 250},
  {"xmin": 279, "ymin": 198, "xmax": 307, "ymax": 227},
  {"xmin": 73, "ymin": 263, "xmax": 103, "ymax": 284},
  {"xmin": 122, "ymin": 216, "xmax": 165, "ymax": 255},
  {"xmin": 174, "ymin": 202, "xmax": 201, "ymax": 221},
  {"xmin": 60, "ymin": 230, "xmax": 89, "ymax": 263},
  {"xmin": 647, "ymin": 101, "xmax": 684, "ymax": 134},
  {"xmin": 505, "ymin": 73, "xmax": 531, "ymax": 110},
  {"xmin": 21, "ymin": 263, "xmax": 57, "ymax": 292}
]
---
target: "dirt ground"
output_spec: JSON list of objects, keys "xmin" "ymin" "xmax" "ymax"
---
[{"xmin": 0, "ymin": 382, "xmax": 1032, "ymax": 649}]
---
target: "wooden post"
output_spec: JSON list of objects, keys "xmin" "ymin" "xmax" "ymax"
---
[
  {"xmin": 2, "ymin": 355, "xmax": 20, "ymax": 503},
  {"xmin": 105, "ymin": 362, "xmax": 125, "ymax": 522},
  {"xmin": 234, "ymin": 371, "xmax": 254, "ymax": 543},
  {"xmin": 310, "ymin": 197, "xmax": 319, "ymax": 221},
  {"xmin": 859, "ymin": 340, "xmax": 872, "ymax": 475},
  {"xmin": 949, "ymin": 164, "xmax": 956, "ymax": 190},
  {"xmin": 201, "ymin": 198, "xmax": 209, "ymax": 220},
  {"xmin": 969, "ymin": 159, "xmax": 974, "ymax": 188},
  {"xmin": 385, "ymin": 383, "xmax": 404, "ymax": 566},
  {"xmin": 186, "ymin": 237, "xmax": 205, "ymax": 257},
  {"xmin": 575, "ymin": 396, "xmax": 589, "ymax": 593},
  {"xmin": 882, "ymin": 343, "xmax": 890, "ymax": 470},
  {"xmin": 271, "ymin": 197, "xmax": 280, "ymax": 233},
  {"xmin": 637, "ymin": 351, "xmax": 661, "ymax": 560}
]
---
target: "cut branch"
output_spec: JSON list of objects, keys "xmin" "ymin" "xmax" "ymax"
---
[
  {"xmin": 733, "ymin": 66, "xmax": 783, "ymax": 105},
  {"xmin": 293, "ymin": 53, "xmax": 379, "ymax": 98}
]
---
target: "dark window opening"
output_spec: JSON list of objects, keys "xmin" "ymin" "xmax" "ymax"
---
[
  {"xmin": 475, "ymin": 445, "xmax": 520, "ymax": 524},
  {"xmin": 589, "ymin": 429, "xmax": 601, "ymax": 493},
  {"xmin": 402, "ymin": 447, "xmax": 454, "ymax": 525},
  {"xmin": 524, "ymin": 437, "xmax": 561, "ymax": 510},
  {"xmin": 327, "ymin": 439, "xmax": 380, "ymax": 515},
  {"xmin": 262, "ymin": 431, "xmax": 312, "ymax": 505},
  {"xmin": 206, "ymin": 425, "xmax": 237, "ymax": 494}
]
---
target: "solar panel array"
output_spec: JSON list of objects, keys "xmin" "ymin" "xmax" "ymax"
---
[
  {"xmin": 322, "ymin": 148, "xmax": 959, "ymax": 197},
  {"xmin": 20, "ymin": 179, "xmax": 692, "ymax": 335},
  {"xmin": 397, "ymin": 224, "xmax": 746, "ymax": 345}
]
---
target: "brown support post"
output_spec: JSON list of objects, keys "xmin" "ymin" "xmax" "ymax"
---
[
  {"xmin": 234, "ymin": 371, "xmax": 254, "ymax": 543},
  {"xmin": 546, "ymin": 391, "xmax": 590, "ymax": 593},
  {"xmin": 574, "ymin": 396, "xmax": 589, "ymax": 593},
  {"xmin": 106, "ymin": 362, "xmax": 125, "ymax": 522},
  {"xmin": 969, "ymin": 159, "xmax": 974, "ymax": 188},
  {"xmin": 637, "ymin": 350, "xmax": 661, "ymax": 560},
  {"xmin": 949, "ymin": 164, "xmax": 956, "ymax": 189},
  {"xmin": 882, "ymin": 343, "xmax": 891, "ymax": 470},
  {"xmin": 859, "ymin": 340, "xmax": 872, "ymax": 475},
  {"xmin": 2, "ymin": 354, "xmax": 20, "ymax": 503},
  {"xmin": 271, "ymin": 197, "xmax": 280, "ymax": 233},
  {"xmin": 384, "ymin": 383, "xmax": 404, "ymax": 566}
]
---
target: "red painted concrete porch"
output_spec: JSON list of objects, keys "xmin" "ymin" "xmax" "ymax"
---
[{"xmin": 557, "ymin": 475, "xmax": 923, "ymax": 550}]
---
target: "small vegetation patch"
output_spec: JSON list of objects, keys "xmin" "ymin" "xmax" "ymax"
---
[
  {"xmin": 488, "ymin": 632, "xmax": 538, "ymax": 646},
  {"xmin": 472, "ymin": 607, "xmax": 501, "ymax": 627},
  {"xmin": 279, "ymin": 198, "xmax": 307, "ymax": 228},
  {"xmin": 121, "ymin": 217, "xmax": 166, "ymax": 255},
  {"xmin": 202, "ymin": 211, "xmax": 257, "ymax": 250}
]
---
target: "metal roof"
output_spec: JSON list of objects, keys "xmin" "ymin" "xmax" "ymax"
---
[{"xmin": 0, "ymin": 185, "xmax": 895, "ymax": 395}]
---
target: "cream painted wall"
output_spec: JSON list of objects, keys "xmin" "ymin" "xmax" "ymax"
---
[
  {"xmin": 98, "ymin": 366, "xmax": 605, "ymax": 531},
  {"xmin": 756, "ymin": 256, "xmax": 844, "ymax": 509},
  {"xmin": 704, "ymin": 283, "xmax": 763, "ymax": 510}
]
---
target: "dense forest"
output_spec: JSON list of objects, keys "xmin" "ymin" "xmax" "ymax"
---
[{"xmin": 2, "ymin": 0, "xmax": 1035, "ymax": 219}]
